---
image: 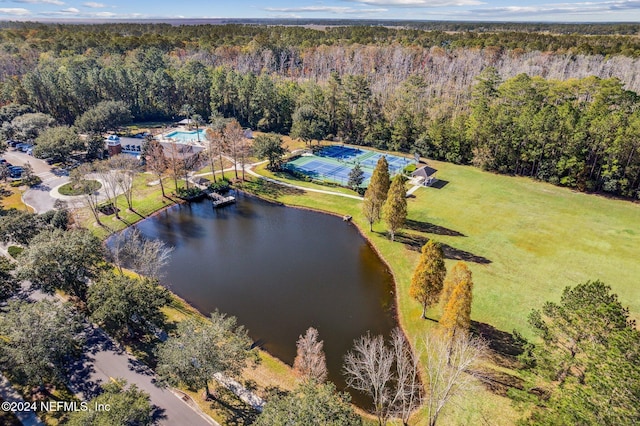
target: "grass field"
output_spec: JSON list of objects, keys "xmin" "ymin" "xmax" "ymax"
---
[
  {"xmin": 246, "ymin": 157, "xmax": 640, "ymax": 425},
  {"xmin": 0, "ymin": 184, "xmax": 33, "ymax": 212}
]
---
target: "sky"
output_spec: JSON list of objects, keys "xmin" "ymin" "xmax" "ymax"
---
[{"xmin": 1, "ymin": 0, "xmax": 640, "ymax": 22}]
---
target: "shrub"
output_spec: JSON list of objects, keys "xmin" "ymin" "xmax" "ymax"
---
[
  {"xmin": 23, "ymin": 176, "xmax": 42, "ymax": 187},
  {"xmin": 7, "ymin": 246, "xmax": 23, "ymax": 258},
  {"xmin": 97, "ymin": 203, "xmax": 119, "ymax": 215},
  {"xmin": 209, "ymin": 179, "xmax": 231, "ymax": 194},
  {"xmin": 404, "ymin": 163, "xmax": 417, "ymax": 174},
  {"xmin": 58, "ymin": 180, "xmax": 101, "ymax": 196},
  {"xmin": 175, "ymin": 187, "xmax": 204, "ymax": 200}
]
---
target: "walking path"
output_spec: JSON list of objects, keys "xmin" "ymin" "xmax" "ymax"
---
[{"xmin": 245, "ymin": 167, "xmax": 364, "ymax": 201}]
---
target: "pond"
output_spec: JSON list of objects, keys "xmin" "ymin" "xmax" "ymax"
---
[{"xmin": 132, "ymin": 191, "xmax": 397, "ymax": 398}]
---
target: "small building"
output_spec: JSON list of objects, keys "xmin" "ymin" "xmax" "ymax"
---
[
  {"xmin": 106, "ymin": 134, "xmax": 122, "ymax": 157},
  {"xmin": 412, "ymin": 165, "xmax": 438, "ymax": 186},
  {"xmin": 177, "ymin": 118, "xmax": 193, "ymax": 126},
  {"xmin": 105, "ymin": 135, "xmax": 143, "ymax": 157}
]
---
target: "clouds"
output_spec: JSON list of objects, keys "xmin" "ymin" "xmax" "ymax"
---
[
  {"xmin": 12, "ymin": 0, "xmax": 64, "ymax": 5},
  {"xmin": 0, "ymin": 7, "xmax": 30, "ymax": 15},
  {"xmin": 345, "ymin": 0, "xmax": 483, "ymax": 6},
  {"xmin": 466, "ymin": 0, "xmax": 640, "ymax": 18},
  {"xmin": 264, "ymin": 5, "xmax": 388, "ymax": 14},
  {"xmin": 1, "ymin": 0, "xmax": 640, "ymax": 21}
]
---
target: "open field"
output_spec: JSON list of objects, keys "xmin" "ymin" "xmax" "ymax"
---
[{"xmin": 246, "ymin": 156, "xmax": 640, "ymax": 424}]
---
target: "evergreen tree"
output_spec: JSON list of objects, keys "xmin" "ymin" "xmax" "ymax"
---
[
  {"xmin": 66, "ymin": 380, "xmax": 153, "ymax": 426},
  {"xmin": 441, "ymin": 262, "xmax": 472, "ymax": 307},
  {"xmin": 253, "ymin": 133, "xmax": 287, "ymax": 171},
  {"xmin": 361, "ymin": 156, "xmax": 390, "ymax": 231},
  {"xmin": 256, "ymin": 381, "xmax": 360, "ymax": 426},
  {"xmin": 440, "ymin": 278, "xmax": 473, "ymax": 341},
  {"xmin": 517, "ymin": 281, "xmax": 640, "ymax": 425},
  {"xmin": 347, "ymin": 163, "xmax": 365, "ymax": 191},
  {"xmin": 156, "ymin": 312, "xmax": 255, "ymax": 399},
  {"xmin": 409, "ymin": 240, "xmax": 447, "ymax": 319},
  {"xmin": 382, "ymin": 174, "xmax": 407, "ymax": 241}
]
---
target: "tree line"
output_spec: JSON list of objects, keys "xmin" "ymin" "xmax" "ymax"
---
[
  {"xmin": 2, "ymin": 22, "xmax": 640, "ymax": 57},
  {"xmin": 3, "ymin": 50, "xmax": 640, "ymax": 199}
]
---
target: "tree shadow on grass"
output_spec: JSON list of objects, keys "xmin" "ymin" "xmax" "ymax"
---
[
  {"xmin": 430, "ymin": 179, "xmax": 449, "ymax": 189},
  {"xmin": 469, "ymin": 321, "xmax": 528, "ymax": 396},
  {"xmin": 472, "ymin": 321, "xmax": 525, "ymax": 359},
  {"xmin": 405, "ymin": 219, "xmax": 465, "ymax": 237},
  {"xmin": 395, "ymin": 233, "xmax": 491, "ymax": 264},
  {"xmin": 209, "ymin": 387, "xmax": 259, "ymax": 426},
  {"xmin": 237, "ymin": 179, "xmax": 304, "ymax": 201}
]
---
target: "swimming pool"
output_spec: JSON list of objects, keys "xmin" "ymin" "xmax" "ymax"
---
[{"xmin": 164, "ymin": 129, "xmax": 207, "ymax": 143}]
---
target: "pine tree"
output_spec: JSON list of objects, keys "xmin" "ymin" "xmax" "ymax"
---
[
  {"xmin": 347, "ymin": 163, "xmax": 365, "ymax": 191},
  {"xmin": 409, "ymin": 240, "xmax": 447, "ymax": 319},
  {"xmin": 440, "ymin": 278, "xmax": 473, "ymax": 342},
  {"xmin": 382, "ymin": 174, "xmax": 407, "ymax": 241},
  {"xmin": 361, "ymin": 156, "xmax": 391, "ymax": 231},
  {"xmin": 441, "ymin": 262, "xmax": 472, "ymax": 308}
]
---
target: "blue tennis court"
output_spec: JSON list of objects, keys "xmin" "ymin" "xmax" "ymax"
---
[{"xmin": 286, "ymin": 145, "xmax": 414, "ymax": 187}]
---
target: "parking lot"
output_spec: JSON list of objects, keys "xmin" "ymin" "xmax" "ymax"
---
[{"xmin": 2, "ymin": 149, "xmax": 72, "ymax": 212}]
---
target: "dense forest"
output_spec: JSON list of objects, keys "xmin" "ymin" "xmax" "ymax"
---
[{"xmin": 1, "ymin": 22, "xmax": 639, "ymax": 198}]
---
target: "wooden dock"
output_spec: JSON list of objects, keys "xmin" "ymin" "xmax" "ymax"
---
[
  {"xmin": 190, "ymin": 177, "xmax": 236, "ymax": 208},
  {"xmin": 208, "ymin": 191, "xmax": 236, "ymax": 207}
]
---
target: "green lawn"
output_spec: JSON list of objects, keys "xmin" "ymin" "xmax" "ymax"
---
[
  {"xmin": 246, "ymin": 158, "xmax": 640, "ymax": 425},
  {"xmin": 78, "ymin": 173, "xmax": 180, "ymax": 239}
]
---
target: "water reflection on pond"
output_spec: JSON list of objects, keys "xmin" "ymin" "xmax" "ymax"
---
[{"xmin": 132, "ymin": 192, "xmax": 397, "ymax": 396}]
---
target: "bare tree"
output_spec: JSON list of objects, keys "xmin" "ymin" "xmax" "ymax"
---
[
  {"xmin": 75, "ymin": 163, "xmax": 102, "ymax": 227},
  {"xmin": 109, "ymin": 154, "xmax": 140, "ymax": 211},
  {"xmin": 224, "ymin": 119, "xmax": 244, "ymax": 180},
  {"xmin": 145, "ymin": 137, "xmax": 167, "ymax": 197},
  {"xmin": 293, "ymin": 327, "xmax": 328, "ymax": 383},
  {"xmin": 344, "ymin": 329, "xmax": 423, "ymax": 426},
  {"xmin": 390, "ymin": 328, "xmax": 422, "ymax": 426},
  {"xmin": 205, "ymin": 127, "xmax": 227, "ymax": 181},
  {"xmin": 343, "ymin": 333, "xmax": 394, "ymax": 425},
  {"xmin": 94, "ymin": 160, "xmax": 121, "ymax": 219},
  {"xmin": 422, "ymin": 332, "xmax": 486, "ymax": 426},
  {"xmin": 107, "ymin": 228, "xmax": 173, "ymax": 281},
  {"xmin": 165, "ymin": 142, "xmax": 185, "ymax": 192},
  {"xmin": 204, "ymin": 128, "xmax": 221, "ymax": 183},
  {"xmin": 238, "ymin": 130, "xmax": 251, "ymax": 181}
]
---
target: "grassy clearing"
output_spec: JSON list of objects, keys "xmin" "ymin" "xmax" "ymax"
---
[
  {"xmin": 77, "ymin": 173, "xmax": 178, "ymax": 239},
  {"xmin": 0, "ymin": 184, "xmax": 32, "ymax": 212},
  {"xmin": 57, "ymin": 180, "xmax": 101, "ymax": 196},
  {"xmin": 248, "ymin": 157, "xmax": 640, "ymax": 425}
]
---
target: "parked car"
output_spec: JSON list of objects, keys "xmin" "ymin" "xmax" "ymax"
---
[
  {"xmin": 9, "ymin": 166, "xmax": 23, "ymax": 179},
  {"xmin": 19, "ymin": 144, "xmax": 33, "ymax": 152},
  {"xmin": 7, "ymin": 140, "xmax": 22, "ymax": 148}
]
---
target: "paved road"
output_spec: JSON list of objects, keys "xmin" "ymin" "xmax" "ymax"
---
[
  {"xmin": 66, "ymin": 326, "xmax": 217, "ymax": 426},
  {"xmin": 0, "ymin": 375, "xmax": 44, "ymax": 426},
  {"xmin": 19, "ymin": 287, "xmax": 217, "ymax": 426},
  {"xmin": 2, "ymin": 150, "xmax": 72, "ymax": 213}
]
